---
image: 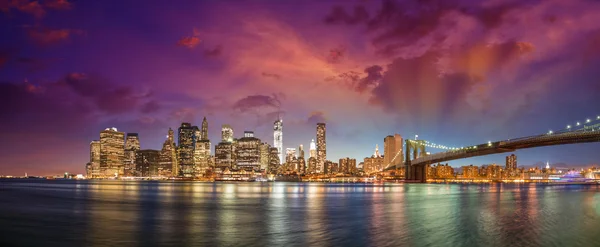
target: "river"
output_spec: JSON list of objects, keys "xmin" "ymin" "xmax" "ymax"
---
[{"xmin": 1, "ymin": 180, "xmax": 599, "ymax": 246}]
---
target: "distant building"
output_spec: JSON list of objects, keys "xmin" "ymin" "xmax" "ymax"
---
[
  {"xmin": 506, "ymin": 154, "xmax": 517, "ymax": 170},
  {"xmin": 222, "ymin": 124, "xmax": 234, "ymax": 143},
  {"xmin": 159, "ymin": 128, "xmax": 178, "ymax": 177},
  {"xmin": 307, "ymin": 157, "xmax": 317, "ymax": 174},
  {"xmin": 462, "ymin": 165, "xmax": 479, "ymax": 179},
  {"xmin": 273, "ymin": 119, "xmax": 283, "ymax": 164},
  {"xmin": 215, "ymin": 142, "xmax": 235, "ymax": 170},
  {"xmin": 316, "ymin": 123, "xmax": 326, "ymax": 173},
  {"xmin": 309, "ymin": 139, "xmax": 316, "ymax": 158},
  {"xmin": 86, "ymin": 140, "xmax": 101, "ymax": 178},
  {"xmin": 135, "ymin": 149, "xmax": 160, "ymax": 177},
  {"xmin": 236, "ymin": 131, "xmax": 261, "ymax": 171},
  {"xmin": 286, "ymin": 148, "xmax": 296, "ymax": 163},
  {"xmin": 268, "ymin": 147, "xmax": 280, "ymax": 173},
  {"xmin": 364, "ymin": 145, "xmax": 384, "ymax": 173},
  {"xmin": 384, "ymin": 134, "xmax": 403, "ymax": 168},
  {"xmin": 124, "ymin": 133, "xmax": 140, "ymax": 177},
  {"xmin": 260, "ymin": 143, "xmax": 270, "ymax": 170},
  {"xmin": 298, "ymin": 144, "xmax": 305, "ymax": 160},
  {"xmin": 178, "ymin": 123, "xmax": 196, "ymax": 177},
  {"xmin": 297, "ymin": 157, "xmax": 306, "ymax": 174},
  {"xmin": 99, "ymin": 127, "xmax": 125, "ymax": 177},
  {"xmin": 339, "ymin": 158, "xmax": 357, "ymax": 174}
]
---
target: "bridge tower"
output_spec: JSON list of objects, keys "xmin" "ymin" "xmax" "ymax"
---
[{"xmin": 404, "ymin": 139, "xmax": 427, "ymax": 182}]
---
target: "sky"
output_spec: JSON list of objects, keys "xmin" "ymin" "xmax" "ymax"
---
[{"xmin": 1, "ymin": 0, "xmax": 600, "ymax": 175}]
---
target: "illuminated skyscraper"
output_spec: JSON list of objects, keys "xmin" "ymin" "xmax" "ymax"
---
[
  {"xmin": 316, "ymin": 123, "xmax": 326, "ymax": 173},
  {"xmin": 286, "ymin": 148, "xmax": 296, "ymax": 163},
  {"xmin": 222, "ymin": 124, "xmax": 234, "ymax": 142},
  {"xmin": 298, "ymin": 144, "xmax": 305, "ymax": 159},
  {"xmin": 215, "ymin": 142, "xmax": 235, "ymax": 170},
  {"xmin": 374, "ymin": 144, "xmax": 381, "ymax": 158},
  {"xmin": 99, "ymin": 127, "xmax": 125, "ymax": 177},
  {"xmin": 309, "ymin": 139, "xmax": 316, "ymax": 158},
  {"xmin": 236, "ymin": 131, "xmax": 261, "ymax": 171},
  {"xmin": 274, "ymin": 119, "xmax": 283, "ymax": 164},
  {"xmin": 135, "ymin": 149, "xmax": 160, "ymax": 177},
  {"xmin": 339, "ymin": 158, "xmax": 357, "ymax": 174},
  {"xmin": 178, "ymin": 123, "xmax": 195, "ymax": 177},
  {"xmin": 260, "ymin": 142, "xmax": 270, "ymax": 170},
  {"xmin": 86, "ymin": 140, "xmax": 101, "ymax": 178},
  {"xmin": 124, "ymin": 133, "xmax": 140, "ymax": 177},
  {"xmin": 505, "ymin": 154, "xmax": 517, "ymax": 170},
  {"xmin": 159, "ymin": 128, "xmax": 178, "ymax": 177},
  {"xmin": 201, "ymin": 117, "xmax": 208, "ymax": 140},
  {"xmin": 268, "ymin": 147, "xmax": 280, "ymax": 172},
  {"xmin": 383, "ymin": 134, "xmax": 403, "ymax": 167}
]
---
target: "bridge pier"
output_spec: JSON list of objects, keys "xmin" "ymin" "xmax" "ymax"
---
[{"xmin": 404, "ymin": 139, "xmax": 428, "ymax": 183}]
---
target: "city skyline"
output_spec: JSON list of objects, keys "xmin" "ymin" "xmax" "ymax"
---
[{"xmin": 2, "ymin": 0, "xmax": 600, "ymax": 175}]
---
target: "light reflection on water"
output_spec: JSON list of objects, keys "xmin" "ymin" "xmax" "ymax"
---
[{"xmin": 1, "ymin": 180, "xmax": 600, "ymax": 247}]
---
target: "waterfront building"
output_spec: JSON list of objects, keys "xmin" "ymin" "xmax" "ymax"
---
[
  {"xmin": 215, "ymin": 141, "xmax": 235, "ymax": 171},
  {"xmin": 124, "ymin": 133, "xmax": 140, "ymax": 177},
  {"xmin": 384, "ymin": 134, "xmax": 403, "ymax": 167},
  {"xmin": 159, "ymin": 128, "xmax": 178, "ymax": 177},
  {"xmin": 260, "ymin": 143, "xmax": 270, "ymax": 170},
  {"xmin": 309, "ymin": 139, "xmax": 316, "ymax": 158},
  {"xmin": 236, "ymin": 131, "xmax": 261, "ymax": 171},
  {"xmin": 316, "ymin": 123, "xmax": 326, "ymax": 173},
  {"xmin": 222, "ymin": 124, "xmax": 234, "ymax": 143},
  {"xmin": 286, "ymin": 148, "xmax": 296, "ymax": 163},
  {"xmin": 307, "ymin": 157, "xmax": 317, "ymax": 174},
  {"xmin": 462, "ymin": 165, "xmax": 479, "ymax": 179},
  {"xmin": 506, "ymin": 154, "xmax": 517, "ymax": 170},
  {"xmin": 430, "ymin": 163, "xmax": 454, "ymax": 178},
  {"xmin": 135, "ymin": 149, "xmax": 160, "ymax": 177},
  {"xmin": 99, "ymin": 127, "xmax": 125, "ymax": 177},
  {"xmin": 364, "ymin": 145, "xmax": 384, "ymax": 173},
  {"xmin": 178, "ymin": 123, "xmax": 196, "ymax": 177},
  {"xmin": 274, "ymin": 119, "xmax": 283, "ymax": 164},
  {"xmin": 86, "ymin": 140, "xmax": 101, "ymax": 178},
  {"xmin": 297, "ymin": 157, "xmax": 306, "ymax": 174},
  {"xmin": 339, "ymin": 157, "xmax": 357, "ymax": 174},
  {"xmin": 268, "ymin": 147, "xmax": 280, "ymax": 173}
]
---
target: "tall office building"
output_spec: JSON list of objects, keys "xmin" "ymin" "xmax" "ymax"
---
[
  {"xmin": 274, "ymin": 119, "xmax": 283, "ymax": 164},
  {"xmin": 135, "ymin": 149, "xmax": 160, "ymax": 177},
  {"xmin": 178, "ymin": 123, "xmax": 196, "ymax": 177},
  {"xmin": 298, "ymin": 144, "xmax": 305, "ymax": 160},
  {"xmin": 316, "ymin": 123, "xmax": 326, "ymax": 173},
  {"xmin": 309, "ymin": 139, "xmax": 316, "ymax": 158},
  {"xmin": 260, "ymin": 142, "xmax": 270, "ymax": 170},
  {"xmin": 236, "ymin": 131, "xmax": 261, "ymax": 171},
  {"xmin": 286, "ymin": 148, "xmax": 297, "ymax": 163},
  {"xmin": 201, "ymin": 117, "xmax": 208, "ymax": 140},
  {"xmin": 99, "ymin": 127, "xmax": 125, "ymax": 177},
  {"xmin": 215, "ymin": 142, "xmax": 235, "ymax": 170},
  {"xmin": 124, "ymin": 133, "xmax": 140, "ymax": 177},
  {"xmin": 268, "ymin": 147, "xmax": 280, "ymax": 173},
  {"xmin": 222, "ymin": 124, "xmax": 234, "ymax": 143},
  {"xmin": 339, "ymin": 158, "xmax": 357, "ymax": 174},
  {"xmin": 364, "ymin": 145, "xmax": 384, "ymax": 173},
  {"xmin": 506, "ymin": 154, "xmax": 517, "ymax": 170},
  {"xmin": 159, "ymin": 128, "xmax": 178, "ymax": 177},
  {"xmin": 87, "ymin": 140, "xmax": 101, "ymax": 178},
  {"xmin": 307, "ymin": 157, "xmax": 317, "ymax": 174},
  {"xmin": 383, "ymin": 134, "xmax": 403, "ymax": 167}
]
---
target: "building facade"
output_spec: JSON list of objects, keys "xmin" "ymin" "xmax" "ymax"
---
[
  {"xmin": 268, "ymin": 147, "xmax": 280, "ymax": 173},
  {"xmin": 159, "ymin": 128, "xmax": 178, "ymax": 177},
  {"xmin": 316, "ymin": 123, "xmax": 326, "ymax": 173},
  {"xmin": 135, "ymin": 149, "xmax": 160, "ymax": 177},
  {"xmin": 383, "ymin": 134, "xmax": 403, "ymax": 168},
  {"xmin": 236, "ymin": 131, "xmax": 261, "ymax": 171},
  {"xmin": 339, "ymin": 158, "xmax": 357, "ymax": 174},
  {"xmin": 273, "ymin": 119, "xmax": 283, "ymax": 164},
  {"xmin": 124, "ymin": 133, "xmax": 140, "ymax": 177},
  {"xmin": 99, "ymin": 128, "xmax": 125, "ymax": 177},
  {"xmin": 86, "ymin": 140, "xmax": 101, "ymax": 178},
  {"xmin": 222, "ymin": 124, "xmax": 234, "ymax": 143},
  {"xmin": 215, "ymin": 142, "xmax": 235, "ymax": 170},
  {"xmin": 178, "ymin": 123, "xmax": 196, "ymax": 177}
]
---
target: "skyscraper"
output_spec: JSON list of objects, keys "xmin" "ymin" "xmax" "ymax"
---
[
  {"xmin": 260, "ymin": 142, "xmax": 270, "ymax": 170},
  {"xmin": 159, "ymin": 128, "xmax": 178, "ymax": 177},
  {"xmin": 316, "ymin": 123, "xmax": 326, "ymax": 173},
  {"xmin": 383, "ymin": 134, "xmax": 403, "ymax": 167},
  {"xmin": 87, "ymin": 140, "xmax": 101, "ymax": 178},
  {"xmin": 268, "ymin": 147, "xmax": 280, "ymax": 173},
  {"xmin": 235, "ymin": 131, "xmax": 261, "ymax": 171},
  {"xmin": 201, "ymin": 117, "xmax": 208, "ymax": 140},
  {"xmin": 274, "ymin": 119, "xmax": 283, "ymax": 164},
  {"xmin": 506, "ymin": 154, "xmax": 517, "ymax": 170},
  {"xmin": 222, "ymin": 124, "xmax": 234, "ymax": 143},
  {"xmin": 178, "ymin": 123, "xmax": 195, "ymax": 177},
  {"xmin": 215, "ymin": 142, "xmax": 235, "ymax": 170},
  {"xmin": 298, "ymin": 144, "xmax": 305, "ymax": 160},
  {"xmin": 309, "ymin": 139, "xmax": 316, "ymax": 158},
  {"xmin": 135, "ymin": 149, "xmax": 160, "ymax": 177},
  {"xmin": 124, "ymin": 133, "xmax": 140, "ymax": 177},
  {"xmin": 286, "ymin": 148, "xmax": 296, "ymax": 163},
  {"xmin": 339, "ymin": 158, "xmax": 357, "ymax": 174},
  {"xmin": 99, "ymin": 127, "xmax": 125, "ymax": 177}
]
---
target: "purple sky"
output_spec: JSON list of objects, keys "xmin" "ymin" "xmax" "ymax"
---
[{"xmin": 2, "ymin": 0, "xmax": 600, "ymax": 175}]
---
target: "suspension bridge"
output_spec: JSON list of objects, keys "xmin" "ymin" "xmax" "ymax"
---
[{"xmin": 385, "ymin": 116, "xmax": 600, "ymax": 182}]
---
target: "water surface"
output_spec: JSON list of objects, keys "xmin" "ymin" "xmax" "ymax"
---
[{"xmin": 1, "ymin": 180, "xmax": 599, "ymax": 247}]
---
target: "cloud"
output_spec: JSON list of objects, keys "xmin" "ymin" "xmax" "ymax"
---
[
  {"xmin": 328, "ymin": 46, "xmax": 346, "ymax": 63},
  {"xmin": 177, "ymin": 28, "xmax": 202, "ymax": 48},
  {"xmin": 28, "ymin": 27, "xmax": 83, "ymax": 46},
  {"xmin": 261, "ymin": 72, "xmax": 281, "ymax": 80},
  {"xmin": 232, "ymin": 94, "xmax": 282, "ymax": 113},
  {"xmin": 307, "ymin": 111, "xmax": 327, "ymax": 124},
  {"xmin": 44, "ymin": 0, "xmax": 71, "ymax": 10},
  {"xmin": 60, "ymin": 72, "xmax": 144, "ymax": 114},
  {"xmin": 324, "ymin": 5, "xmax": 369, "ymax": 25},
  {"xmin": 355, "ymin": 65, "xmax": 383, "ymax": 93},
  {"xmin": 141, "ymin": 100, "xmax": 160, "ymax": 114},
  {"xmin": 15, "ymin": 0, "xmax": 45, "ymax": 19},
  {"xmin": 204, "ymin": 45, "xmax": 222, "ymax": 57},
  {"xmin": 169, "ymin": 107, "xmax": 196, "ymax": 123}
]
